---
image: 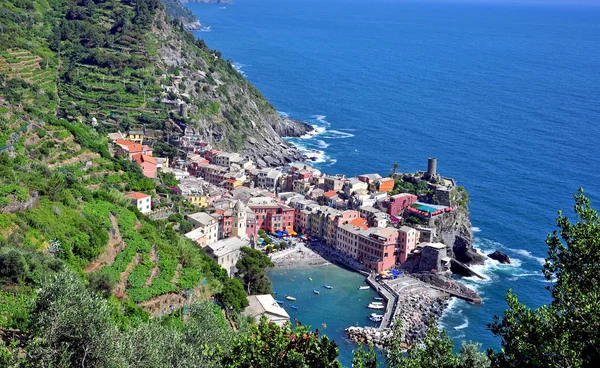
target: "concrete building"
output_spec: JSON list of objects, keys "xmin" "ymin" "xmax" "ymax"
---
[
  {"xmin": 323, "ymin": 174, "xmax": 345, "ymax": 192},
  {"xmin": 186, "ymin": 212, "xmax": 219, "ymax": 246},
  {"xmin": 387, "ymin": 193, "xmax": 418, "ymax": 217},
  {"xmin": 248, "ymin": 197, "xmax": 295, "ymax": 234},
  {"xmin": 126, "ymin": 192, "xmax": 151, "ymax": 214},
  {"xmin": 255, "ymin": 168, "xmax": 282, "ymax": 191},
  {"xmin": 204, "ymin": 236, "xmax": 248, "ymax": 277},
  {"xmin": 242, "ymin": 294, "xmax": 290, "ymax": 327},
  {"xmin": 335, "ymin": 223, "xmax": 362, "ymax": 259},
  {"xmin": 184, "ymin": 227, "xmax": 207, "ymax": 247},
  {"xmin": 343, "ymin": 178, "xmax": 368, "ymax": 197},
  {"xmin": 214, "ymin": 152, "xmax": 242, "ymax": 167},
  {"xmin": 397, "ymin": 226, "xmax": 419, "ymax": 264},
  {"xmin": 357, "ymin": 227, "xmax": 398, "ymax": 273},
  {"xmin": 128, "ymin": 130, "xmax": 144, "ymax": 143}
]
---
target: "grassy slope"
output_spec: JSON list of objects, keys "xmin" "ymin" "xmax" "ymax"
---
[{"xmin": 0, "ymin": 0, "xmax": 241, "ymax": 329}]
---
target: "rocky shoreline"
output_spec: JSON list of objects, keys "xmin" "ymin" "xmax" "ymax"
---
[{"xmin": 346, "ymin": 294, "xmax": 449, "ymax": 350}]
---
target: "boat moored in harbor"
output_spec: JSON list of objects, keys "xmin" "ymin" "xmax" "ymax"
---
[
  {"xmin": 367, "ymin": 302, "xmax": 385, "ymax": 310},
  {"xmin": 285, "ymin": 295, "xmax": 296, "ymax": 301},
  {"xmin": 314, "ymin": 289, "xmax": 320, "ymax": 295},
  {"xmin": 358, "ymin": 286, "xmax": 370, "ymax": 290},
  {"xmin": 324, "ymin": 284, "xmax": 333, "ymax": 289}
]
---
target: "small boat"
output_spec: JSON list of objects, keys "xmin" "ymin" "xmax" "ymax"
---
[
  {"xmin": 291, "ymin": 305, "xmax": 298, "ymax": 310},
  {"xmin": 313, "ymin": 289, "xmax": 320, "ymax": 295},
  {"xmin": 373, "ymin": 296, "xmax": 384, "ymax": 301},
  {"xmin": 369, "ymin": 313, "xmax": 383, "ymax": 322},
  {"xmin": 309, "ymin": 277, "xmax": 313, "ymax": 281},
  {"xmin": 359, "ymin": 286, "xmax": 371, "ymax": 290},
  {"xmin": 367, "ymin": 303, "xmax": 385, "ymax": 310},
  {"xmin": 324, "ymin": 284, "xmax": 333, "ymax": 289},
  {"xmin": 286, "ymin": 296, "xmax": 296, "ymax": 301},
  {"xmin": 275, "ymin": 300, "xmax": 284, "ymax": 304}
]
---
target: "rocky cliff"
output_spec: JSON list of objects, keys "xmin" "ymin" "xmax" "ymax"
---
[
  {"xmin": 153, "ymin": 13, "xmax": 312, "ymax": 166},
  {"xmin": 161, "ymin": 0, "xmax": 202, "ymax": 30}
]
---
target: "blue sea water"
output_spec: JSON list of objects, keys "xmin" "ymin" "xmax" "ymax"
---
[{"xmin": 188, "ymin": 0, "xmax": 600, "ymax": 365}]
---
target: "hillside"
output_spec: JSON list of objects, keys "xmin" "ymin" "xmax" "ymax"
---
[
  {"xmin": 161, "ymin": 0, "xmax": 202, "ymax": 30},
  {"xmin": 0, "ymin": 0, "xmax": 311, "ymax": 168},
  {"xmin": 0, "ymin": 0, "xmax": 324, "ymax": 362}
]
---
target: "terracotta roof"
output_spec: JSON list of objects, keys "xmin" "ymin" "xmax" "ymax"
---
[
  {"xmin": 127, "ymin": 192, "xmax": 150, "ymax": 200},
  {"xmin": 133, "ymin": 154, "xmax": 156, "ymax": 165},
  {"xmin": 323, "ymin": 190, "xmax": 337, "ymax": 198},
  {"xmin": 349, "ymin": 217, "xmax": 369, "ymax": 230}
]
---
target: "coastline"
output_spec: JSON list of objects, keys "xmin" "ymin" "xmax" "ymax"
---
[{"xmin": 271, "ymin": 244, "xmax": 331, "ymax": 268}]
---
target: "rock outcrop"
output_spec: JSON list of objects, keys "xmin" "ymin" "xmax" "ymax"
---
[
  {"xmin": 488, "ymin": 250, "xmax": 511, "ymax": 264},
  {"xmin": 153, "ymin": 11, "xmax": 312, "ymax": 167}
]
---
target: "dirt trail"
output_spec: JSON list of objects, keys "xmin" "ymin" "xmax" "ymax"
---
[
  {"xmin": 144, "ymin": 247, "xmax": 160, "ymax": 287},
  {"xmin": 84, "ymin": 214, "xmax": 124, "ymax": 273},
  {"xmin": 115, "ymin": 254, "xmax": 141, "ymax": 296}
]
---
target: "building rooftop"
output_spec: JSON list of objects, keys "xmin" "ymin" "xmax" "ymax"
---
[
  {"xmin": 126, "ymin": 192, "xmax": 150, "ymax": 200},
  {"xmin": 187, "ymin": 212, "xmax": 217, "ymax": 226},
  {"xmin": 207, "ymin": 236, "xmax": 248, "ymax": 257},
  {"xmin": 243, "ymin": 294, "xmax": 290, "ymax": 320},
  {"xmin": 184, "ymin": 227, "xmax": 205, "ymax": 241}
]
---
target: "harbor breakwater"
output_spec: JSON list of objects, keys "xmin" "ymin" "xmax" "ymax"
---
[{"xmin": 346, "ymin": 288, "xmax": 450, "ymax": 349}]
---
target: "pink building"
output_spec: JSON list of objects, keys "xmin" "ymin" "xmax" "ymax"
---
[
  {"xmin": 132, "ymin": 154, "xmax": 157, "ymax": 179},
  {"xmin": 388, "ymin": 193, "xmax": 418, "ymax": 217},
  {"xmin": 357, "ymin": 227, "xmax": 398, "ymax": 273},
  {"xmin": 248, "ymin": 198, "xmax": 295, "ymax": 234},
  {"xmin": 397, "ymin": 225, "xmax": 418, "ymax": 264}
]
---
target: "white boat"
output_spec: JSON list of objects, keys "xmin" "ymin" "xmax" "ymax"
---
[
  {"xmin": 285, "ymin": 295, "xmax": 296, "ymax": 301},
  {"xmin": 358, "ymin": 286, "xmax": 371, "ymax": 290},
  {"xmin": 368, "ymin": 313, "xmax": 383, "ymax": 322},
  {"xmin": 367, "ymin": 303, "xmax": 385, "ymax": 310}
]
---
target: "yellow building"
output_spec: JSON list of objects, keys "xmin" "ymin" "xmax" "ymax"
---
[
  {"xmin": 185, "ymin": 194, "xmax": 208, "ymax": 208},
  {"xmin": 128, "ymin": 130, "xmax": 144, "ymax": 144},
  {"xmin": 225, "ymin": 178, "xmax": 243, "ymax": 191}
]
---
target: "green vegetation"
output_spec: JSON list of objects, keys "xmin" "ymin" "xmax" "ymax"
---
[{"xmin": 235, "ymin": 246, "xmax": 274, "ymax": 295}]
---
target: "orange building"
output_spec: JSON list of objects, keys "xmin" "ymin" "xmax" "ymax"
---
[{"xmin": 375, "ymin": 177, "xmax": 395, "ymax": 193}]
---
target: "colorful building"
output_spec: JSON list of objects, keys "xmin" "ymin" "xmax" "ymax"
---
[{"xmin": 248, "ymin": 197, "xmax": 295, "ymax": 234}]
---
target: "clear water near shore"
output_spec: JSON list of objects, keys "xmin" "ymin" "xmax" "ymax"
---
[
  {"xmin": 267, "ymin": 265, "xmax": 381, "ymax": 367},
  {"xmin": 190, "ymin": 0, "xmax": 600, "ymax": 365}
]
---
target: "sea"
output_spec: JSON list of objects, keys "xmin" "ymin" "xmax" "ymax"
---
[{"xmin": 188, "ymin": 0, "xmax": 600, "ymax": 366}]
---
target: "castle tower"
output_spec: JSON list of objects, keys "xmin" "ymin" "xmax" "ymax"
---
[
  {"xmin": 232, "ymin": 200, "xmax": 247, "ymax": 239},
  {"xmin": 426, "ymin": 158, "xmax": 437, "ymax": 178}
]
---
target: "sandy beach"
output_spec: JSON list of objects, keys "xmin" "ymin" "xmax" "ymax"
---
[{"xmin": 270, "ymin": 244, "xmax": 331, "ymax": 268}]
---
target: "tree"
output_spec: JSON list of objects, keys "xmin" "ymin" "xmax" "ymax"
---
[
  {"xmin": 26, "ymin": 270, "xmax": 120, "ymax": 367},
  {"xmin": 235, "ymin": 247, "xmax": 274, "ymax": 295},
  {"xmin": 222, "ymin": 318, "xmax": 341, "ymax": 368},
  {"xmin": 218, "ymin": 278, "xmax": 248, "ymax": 313},
  {"xmin": 488, "ymin": 189, "xmax": 600, "ymax": 367},
  {"xmin": 390, "ymin": 163, "xmax": 399, "ymax": 176},
  {"xmin": 352, "ymin": 342, "xmax": 377, "ymax": 368}
]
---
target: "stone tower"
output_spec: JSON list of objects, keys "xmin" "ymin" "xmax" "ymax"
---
[
  {"xmin": 232, "ymin": 200, "xmax": 247, "ymax": 239},
  {"xmin": 426, "ymin": 157, "xmax": 437, "ymax": 178}
]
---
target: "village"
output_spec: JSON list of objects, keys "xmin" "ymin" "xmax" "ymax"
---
[{"xmin": 107, "ymin": 128, "xmax": 480, "ymax": 346}]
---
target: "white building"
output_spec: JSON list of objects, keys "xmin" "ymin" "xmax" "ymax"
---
[
  {"xmin": 255, "ymin": 168, "xmax": 282, "ymax": 191},
  {"xmin": 242, "ymin": 294, "xmax": 290, "ymax": 327},
  {"xmin": 126, "ymin": 192, "xmax": 152, "ymax": 214},
  {"xmin": 187, "ymin": 212, "xmax": 219, "ymax": 246},
  {"xmin": 204, "ymin": 236, "xmax": 248, "ymax": 277}
]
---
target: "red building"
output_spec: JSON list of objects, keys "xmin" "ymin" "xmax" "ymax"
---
[
  {"xmin": 388, "ymin": 193, "xmax": 418, "ymax": 217},
  {"xmin": 248, "ymin": 198, "xmax": 295, "ymax": 234}
]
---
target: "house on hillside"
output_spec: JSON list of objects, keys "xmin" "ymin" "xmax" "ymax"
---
[
  {"xmin": 242, "ymin": 294, "xmax": 290, "ymax": 327},
  {"xmin": 126, "ymin": 192, "xmax": 152, "ymax": 214}
]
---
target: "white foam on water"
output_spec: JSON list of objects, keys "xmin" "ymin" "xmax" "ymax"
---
[
  {"xmin": 311, "ymin": 114, "xmax": 331, "ymax": 127},
  {"xmin": 322, "ymin": 130, "xmax": 355, "ymax": 139},
  {"xmin": 454, "ymin": 317, "xmax": 469, "ymax": 330},
  {"xmin": 278, "ymin": 111, "xmax": 290, "ymax": 118},
  {"xmin": 316, "ymin": 140, "xmax": 330, "ymax": 148},
  {"xmin": 472, "ymin": 226, "xmax": 482, "ymax": 233},
  {"xmin": 505, "ymin": 247, "xmax": 545, "ymax": 265},
  {"xmin": 232, "ymin": 62, "xmax": 247, "ymax": 76},
  {"xmin": 299, "ymin": 125, "xmax": 326, "ymax": 139}
]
